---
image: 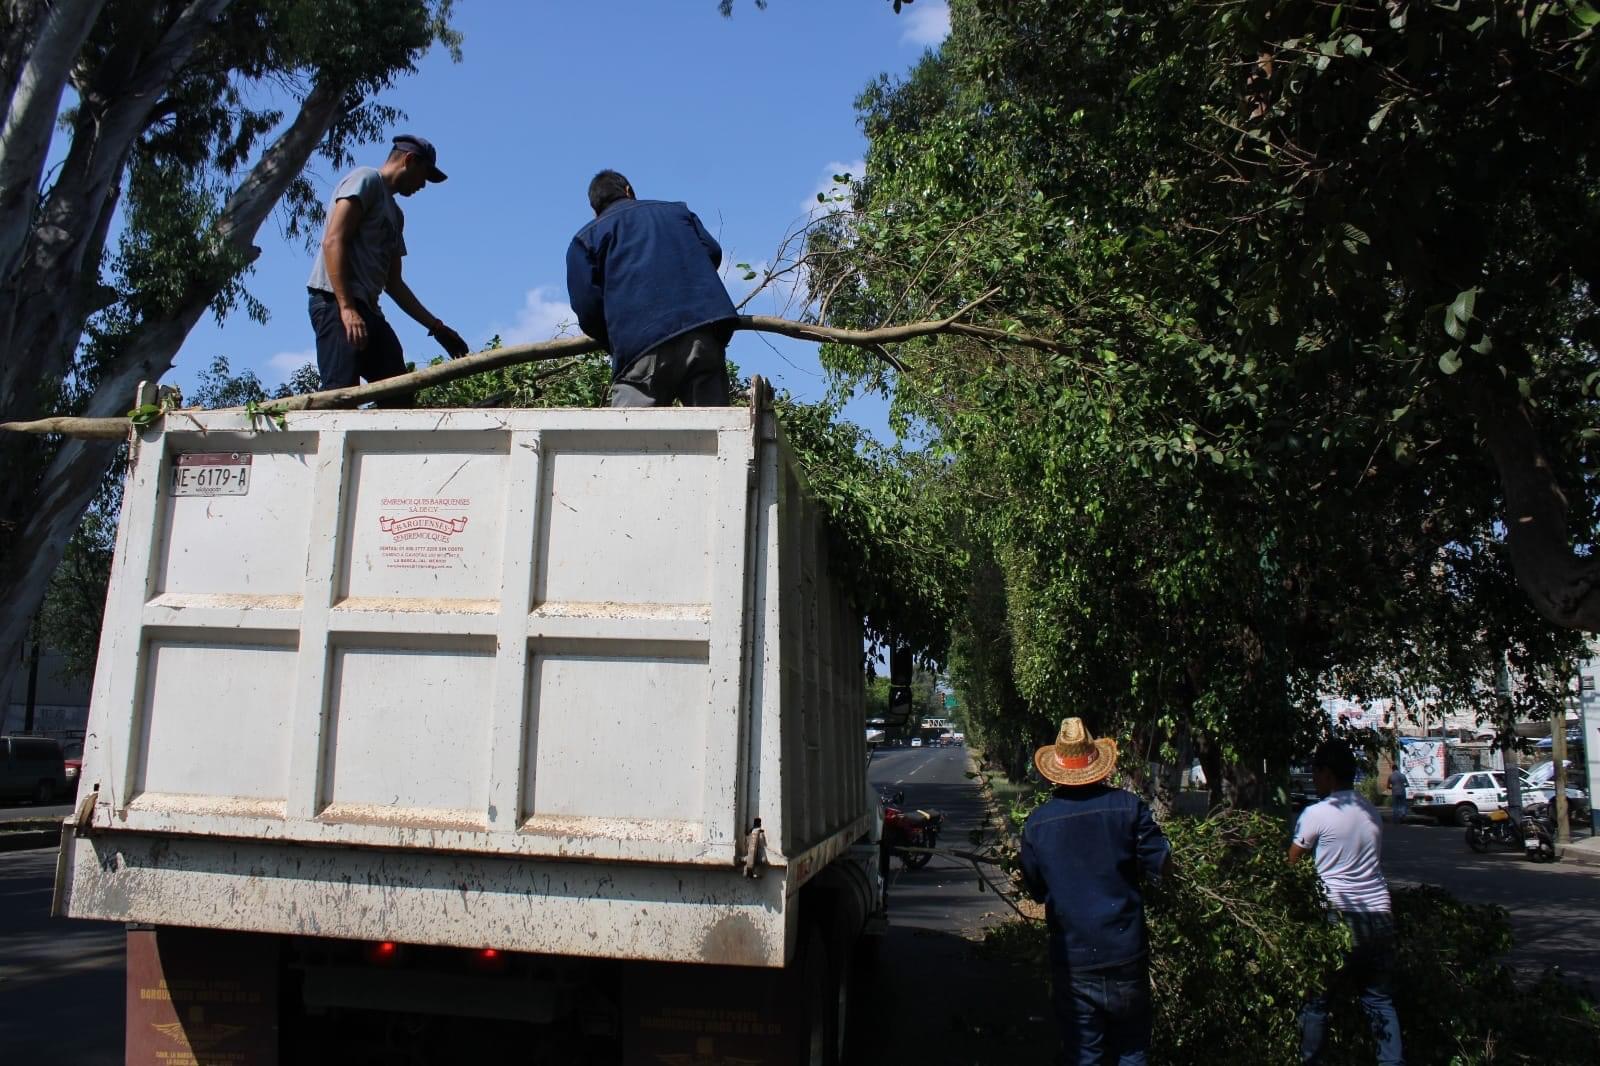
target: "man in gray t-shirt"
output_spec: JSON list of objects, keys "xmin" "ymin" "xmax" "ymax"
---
[
  {"xmin": 1386, "ymin": 767, "xmax": 1409, "ymax": 823},
  {"xmin": 307, "ymin": 134, "xmax": 469, "ymax": 401}
]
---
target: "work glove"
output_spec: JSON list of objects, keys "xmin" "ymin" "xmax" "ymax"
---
[{"xmin": 430, "ymin": 321, "xmax": 470, "ymax": 359}]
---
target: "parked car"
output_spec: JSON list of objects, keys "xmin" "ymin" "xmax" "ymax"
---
[
  {"xmin": 61, "ymin": 740, "xmax": 83, "ymax": 793},
  {"xmin": 1521, "ymin": 760, "xmax": 1590, "ymax": 822},
  {"xmin": 0, "ymin": 736, "xmax": 68, "ymax": 804},
  {"xmin": 910, "ymin": 738, "xmax": 923, "ymax": 748},
  {"xmin": 1411, "ymin": 771, "xmax": 1509, "ymax": 826}
]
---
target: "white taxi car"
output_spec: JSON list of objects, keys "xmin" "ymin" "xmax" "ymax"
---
[{"xmin": 1411, "ymin": 771, "xmax": 1508, "ymax": 826}]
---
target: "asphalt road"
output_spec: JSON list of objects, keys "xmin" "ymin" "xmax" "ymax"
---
[
  {"xmin": 1380, "ymin": 817, "xmax": 1600, "ymax": 989},
  {"xmin": 0, "ymin": 846, "xmax": 123, "ymax": 1065},
  {"xmin": 860, "ymin": 744, "xmax": 1057, "ymax": 1063}
]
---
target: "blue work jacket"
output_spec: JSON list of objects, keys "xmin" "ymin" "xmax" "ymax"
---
[
  {"xmin": 565, "ymin": 198, "xmax": 738, "ymax": 378},
  {"xmin": 1020, "ymin": 785, "xmax": 1171, "ymax": 973}
]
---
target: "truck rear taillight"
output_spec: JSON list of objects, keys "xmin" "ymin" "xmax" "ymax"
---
[
  {"xmin": 365, "ymin": 941, "xmax": 400, "ymax": 965},
  {"xmin": 472, "ymin": 947, "xmax": 508, "ymax": 972}
]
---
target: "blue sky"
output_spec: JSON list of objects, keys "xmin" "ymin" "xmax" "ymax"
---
[{"xmin": 169, "ymin": 1, "xmax": 951, "ymax": 435}]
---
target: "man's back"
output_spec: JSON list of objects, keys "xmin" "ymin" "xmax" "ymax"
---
[
  {"xmin": 1020, "ymin": 785, "xmax": 1169, "ymax": 973},
  {"xmin": 1293, "ymin": 790, "xmax": 1390, "ymax": 913},
  {"xmin": 566, "ymin": 198, "xmax": 736, "ymax": 377}
]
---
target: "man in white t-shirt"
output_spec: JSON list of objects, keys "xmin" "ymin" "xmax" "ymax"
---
[{"xmin": 1289, "ymin": 739, "xmax": 1404, "ymax": 1066}]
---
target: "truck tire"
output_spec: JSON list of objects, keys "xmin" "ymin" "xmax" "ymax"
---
[{"xmin": 790, "ymin": 922, "xmax": 838, "ymax": 1066}]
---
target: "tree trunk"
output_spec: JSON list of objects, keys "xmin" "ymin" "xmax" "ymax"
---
[
  {"xmin": 0, "ymin": 0, "xmax": 109, "ymax": 286},
  {"xmin": 1470, "ymin": 383, "xmax": 1600, "ymax": 630},
  {"xmin": 1223, "ymin": 760, "xmax": 1263, "ymax": 810},
  {"xmin": 0, "ymin": 75, "xmax": 348, "ymax": 706}
]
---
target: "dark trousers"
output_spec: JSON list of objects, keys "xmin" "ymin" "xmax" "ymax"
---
[
  {"xmin": 1300, "ymin": 911, "xmax": 1404, "ymax": 1065},
  {"xmin": 610, "ymin": 326, "xmax": 730, "ymax": 407},
  {"xmin": 308, "ymin": 290, "xmax": 410, "ymax": 406},
  {"xmin": 1051, "ymin": 958, "xmax": 1151, "ymax": 1066}
]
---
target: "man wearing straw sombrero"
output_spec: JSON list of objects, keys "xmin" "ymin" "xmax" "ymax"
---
[{"xmin": 1021, "ymin": 718, "xmax": 1171, "ymax": 1065}]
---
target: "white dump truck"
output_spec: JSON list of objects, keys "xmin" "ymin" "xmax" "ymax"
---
[{"xmin": 53, "ymin": 388, "xmax": 881, "ymax": 1065}]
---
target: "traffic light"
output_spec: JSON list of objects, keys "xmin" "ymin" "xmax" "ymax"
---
[{"xmin": 887, "ymin": 645, "xmax": 914, "ymax": 730}]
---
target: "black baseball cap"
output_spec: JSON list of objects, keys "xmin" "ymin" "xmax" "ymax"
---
[{"xmin": 392, "ymin": 134, "xmax": 447, "ymax": 182}]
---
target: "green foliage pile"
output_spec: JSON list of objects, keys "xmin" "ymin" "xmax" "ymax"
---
[
  {"xmin": 415, "ymin": 337, "xmax": 613, "ymax": 409},
  {"xmin": 1149, "ymin": 813, "xmax": 1347, "ymax": 1061},
  {"xmin": 984, "ymin": 810, "xmax": 1600, "ymax": 1063}
]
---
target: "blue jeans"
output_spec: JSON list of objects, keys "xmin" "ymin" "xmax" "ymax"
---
[
  {"xmin": 1390, "ymin": 797, "xmax": 1409, "ymax": 822},
  {"xmin": 1300, "ymin": 911, "xmax": 1404, "ymax": 1065},
  {"xmin": 1050, "ymin": 958, "xmax": 1150, "ymax": 1066},
  {"xmin": 308, "ymin": 291, "xmax": 409, "ymax": 405}
]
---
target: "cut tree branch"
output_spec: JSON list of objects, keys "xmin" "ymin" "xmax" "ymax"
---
[{"xmin": 1, "ymin": 299, "xmax": 1073, "ymax": 439}]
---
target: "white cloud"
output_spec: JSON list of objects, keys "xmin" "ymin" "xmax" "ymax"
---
[
  {"xmin": 495, "ymin": 286, "xmax": 578, "ymax": 346},
  {"xmin": 899, "ymin": 1, "xmax": 950, "ymax": 47},
  {"xmin": 265, "ymin": 349, "xmax": 314, "ymax": 377},
  {"xmin": 801, "ymin": 158, "xmax": 866, "ymax": 217}
]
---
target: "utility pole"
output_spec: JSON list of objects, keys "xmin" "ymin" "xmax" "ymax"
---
[
  {"xmin": 1495, "ymin": 659, "xmax": 1523, "ymax": 816},
  {"xmin": 22, "ymin": 628, "xmax": 40, "ymax": 734},
  {"xmin": 1552, "ymin": 678, "xmax": 1570, "ymax": 848}
]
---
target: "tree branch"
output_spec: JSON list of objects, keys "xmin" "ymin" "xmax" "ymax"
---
[
  {"xmin": 0, "ymin": 0, "xmax": 109, "ymax": 285},
  {"xmin": 2, "ymin": 299, "xmax": 1077, "ymax": 438}
]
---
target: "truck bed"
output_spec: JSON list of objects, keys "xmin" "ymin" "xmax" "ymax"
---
[{"xmin": 56, "ymin": 405, "xmax": 869, "ymax": 967}]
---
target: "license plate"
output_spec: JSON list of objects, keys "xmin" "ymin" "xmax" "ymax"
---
[{"xmin": 171, "ymin": 453, "xmax": 251, "ymax": 496}]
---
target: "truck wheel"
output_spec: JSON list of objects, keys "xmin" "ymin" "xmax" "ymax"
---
[{"xmin": 790, "ymin": 922, "xmax": 838, "ymax": 1066}]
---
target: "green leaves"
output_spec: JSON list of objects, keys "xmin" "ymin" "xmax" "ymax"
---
[
  {"xmin": 1443, "ymin": 287, "xmax": 1477, "ymax": 342},
  {"xmin": 126, "ymin": 404, "xmax": 160, "ymax": 427}
]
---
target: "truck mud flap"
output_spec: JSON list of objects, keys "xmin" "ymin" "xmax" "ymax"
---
[
  {"xmin": 624, "ymin": 960, "xmax": 795, "ymax": 1066},
  {"xmin": 125, "ymin": 927, "xmax": 279, "ymax": 1065}
]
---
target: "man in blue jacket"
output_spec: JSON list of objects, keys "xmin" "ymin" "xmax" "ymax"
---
[
  {"xmin": 565, "ymin": 171, "xmax": 738, "ymax": 406},
  {"xmin": 1021, "ymin": 718, "xmax": 1171, "ymax": 1066}
]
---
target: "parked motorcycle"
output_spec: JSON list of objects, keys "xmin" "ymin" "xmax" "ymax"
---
[
  {"xmin": 880, "ymin": 790, "xmax": 944, "ymax": 870},
  {"xmin": 1464, "ymin": 807, "xmax": 1523, "ymax": 853},
  {"xmin": 1520, "ymin": 801, "xmax": 1558, "ymax": 863}
]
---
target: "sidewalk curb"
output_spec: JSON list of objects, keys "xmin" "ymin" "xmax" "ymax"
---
[
  {"xmin": 1562, "ymin": 837, "xmax": 1600, "ymax": 868},
  {"xmin": 969, "ymin": 748, "xmax": 1020, "ymax": 851},
  {"xmin": 0, "ymin": 826, "xmax": 61, "ymax": 852}
]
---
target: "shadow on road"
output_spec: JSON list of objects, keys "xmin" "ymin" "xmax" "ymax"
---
[{"xmin": 0, "ymin": 848, "xmax": 124, "ymax": 1065}]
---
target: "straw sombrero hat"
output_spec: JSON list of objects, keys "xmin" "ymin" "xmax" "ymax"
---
[{"xmin": 1034, "ymin": 718, "xmax": 1118, "ymax": 786}]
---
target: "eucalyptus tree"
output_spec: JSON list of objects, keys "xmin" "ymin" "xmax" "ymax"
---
[{"xmin": 0, "ymin": 0, "xmax": 459, "ymax": 700}]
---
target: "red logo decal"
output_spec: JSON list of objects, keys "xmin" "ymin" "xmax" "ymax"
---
[{"xmin": 378, "ymin": 514, "xmax": 469, "ymax": 541}]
